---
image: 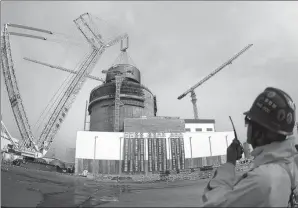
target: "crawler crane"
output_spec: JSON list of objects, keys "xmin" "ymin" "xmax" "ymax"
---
[{"xmin": 1, "ymin": 13, "xmax": 128, "ymax": 158}]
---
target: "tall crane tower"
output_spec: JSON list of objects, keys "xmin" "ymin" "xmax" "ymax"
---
[
  {"xmin": 177, "ymin": 44, "xmax": 253, "ymax": 119},
  {"xmin": 102, "ymin": 37, "xmax": 132, "ymax": 132},
  {"xmin": 1, "ymin": 24, "xmax": 41, "ymax": 155},
  {"xmin": 1, "ymin": 13, "xmax": 128, "ymax": 158}
]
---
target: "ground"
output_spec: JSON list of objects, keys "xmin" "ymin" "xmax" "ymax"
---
[{"xmin": 1, "ymin": 165, "xmax": 208, "ymax": 207}]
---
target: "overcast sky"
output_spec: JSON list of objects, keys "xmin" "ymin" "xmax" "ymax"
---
[{"xmin": 1, "ymin": 1, "xmax": 298, "ymax": 160}]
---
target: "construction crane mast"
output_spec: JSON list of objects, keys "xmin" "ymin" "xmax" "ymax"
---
[
  {"xmin": 177, "ymin": 44, "xmax": 253, "ymax": 119},
  {"xmin": 36, "ymin": 13, "xmax": 128, "ymax": 154},
  {"xmin": 102, "ymin": 37, "xmax": 131, "ymax": 132},
  {"xmin": 114, "ymin": 37, "xmax": 130, "ymax": 132},
  {"xmin": 1, "ymin": 24, "xmax": 42, "ymax": 155},
  {"xmin": 1, "ymin": 13, "xmax": 128, "ymax": 157}
]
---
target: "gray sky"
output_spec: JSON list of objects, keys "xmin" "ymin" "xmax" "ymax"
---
[{"xmin": 1, "ymin": 1, "xmax": 298, "ymax": 160}]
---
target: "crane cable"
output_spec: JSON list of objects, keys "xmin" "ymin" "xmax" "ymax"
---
[
  {"xmin": 33, "ymin": 53, "xmax": 86, "ymax": 132},
  {"xmin": 36, "ymin": 49, "xmax": 92, "ymax": 145},
  {"xmin": 33, "ymin": 50, "xmax": 90, "ymax": 137},
  {"xmin": 32, "ymin": 40, "xmax": 75, "ymax": 132},
  {"xmin": 31, "ymin": 34, "xmax": 89, "ymax": 135},
  {"xmin": 46, "ymin": 34, "xmax": 86, "ymax": 48},
  {"xmin": 33, "ymin": 68, "xmax": 75, "ymax": 135},
  {"xmin": 91, "ymin": 15, "xmax": 124, "ymax": 44}
]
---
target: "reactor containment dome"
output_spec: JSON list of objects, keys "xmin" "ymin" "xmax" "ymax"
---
[{"xmin": 88, "ymin": 50, "xmax": 157, "ymax": 132}]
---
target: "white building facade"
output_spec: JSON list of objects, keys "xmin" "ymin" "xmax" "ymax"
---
[
  {"xmin": 184, "ymin": 119, "xmax": 215, "ymax": 133},
  {"xmin": 75, "ymin": 130, "xmax": 235, "ymax": 175}
]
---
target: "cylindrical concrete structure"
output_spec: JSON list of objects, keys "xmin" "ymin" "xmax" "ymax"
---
[
  {"xmin": 105, "ymin": 64, "xmax": 141, "ymax": 83},
  {"xmin": 88, "ymin": 76, "xmax": 155, "ymax": 132}
]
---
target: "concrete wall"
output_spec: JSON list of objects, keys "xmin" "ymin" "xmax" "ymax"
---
[
  {"xmin": 75, "ymin": 131, "xmax": 235, "ymax": 174},
  {"xmin": 76, "ymin": 131, "xmax": 234, "ymax": 160},
  {"xmin": 89, "ymin": 81, "xmax": 155, "ymax": 132},
  {"xmin": 124, "ymin": 117, "xmax": 185, "ymax": 133}
]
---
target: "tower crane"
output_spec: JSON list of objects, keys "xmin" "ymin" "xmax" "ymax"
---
[
  {"xmin": 1, "ymin": 13, "xmax": 128, "ymax": 158},
  {"xmin": 177, "ymin": 44, "xmax": 253, "ymax": 119}
]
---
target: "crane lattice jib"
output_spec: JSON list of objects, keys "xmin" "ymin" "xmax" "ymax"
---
[
  {"xmin": 37, "ymin": 48, "xmax": 104, "ymax": 150},
  {"xmin": 74, "ymin": 13, "xmax": 104, "ymax": 49},
  {"xmin": 177, "ymin": 44, "xmax": 253, "ymax": 100},
  {"xmin": 37, "ymin": 13, "xmax": 128, "ymax": 152},
  {"xmin": 23, "ymin": 57, "xmax": 104, "ymax": 82},
  {"xmin": 1, "ymin": 26, "xmax": 38, "ymax": 152}
]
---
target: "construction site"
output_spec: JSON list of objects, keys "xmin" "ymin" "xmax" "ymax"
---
[{"xmin": 1, "ymin": 9, "xmax": 298, "ymax": 207}]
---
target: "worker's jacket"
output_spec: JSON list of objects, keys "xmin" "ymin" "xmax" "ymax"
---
[{"xmin": 201, "ymin": 136, "xmax": 298, "ymax": 207}]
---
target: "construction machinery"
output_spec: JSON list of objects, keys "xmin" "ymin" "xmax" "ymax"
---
[
  {"xmin": 1, "ymin": 13, "xmax": 128, "ymax": 158},
  {"xmin": 177, "ymin": 44, "xmax": 253, "ymax": 119},
  {"xmin": 1, "ymin": 121, "xmax": 19, "ymax": 150},
  {"xmin": 24, "ymin": 37, "xmax": 132, "ymax": 133},
  {"xmin": 23, "ymin": 57, "xmax": 105, "ymax": 82}
]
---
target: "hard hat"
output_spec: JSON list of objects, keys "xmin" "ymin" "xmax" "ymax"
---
[{"xmin": 244, "ymin": 87, "xmax": 296, "ymax": 136}]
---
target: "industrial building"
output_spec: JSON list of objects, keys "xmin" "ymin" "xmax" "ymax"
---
[
  {"xmin": 75, "ymin": 42, "xmax": 256, "ymax": 175},
  {"xmin": 0, "ymin": 18, "xmax": 251, "ymax": 175},
  {"xmin": 87, "ymin": 44, "xmax": 157, "ymax": 132},
  {"xmin": 75, "ymin": 40, "xmax": 238, "ymax": 175},
  {"xmin": 75, "ymin": 129, "xmax": 234, "ymax": 175},
  {"xmin": 184, "ymin": 119, "xmax": 215, "ymax": 132},
  {"xmin": 75, "ymin": 116, "xmax": 235, "ymax": 175}
]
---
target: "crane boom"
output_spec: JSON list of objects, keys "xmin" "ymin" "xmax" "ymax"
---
[
  {"xmin": 1, "ymin": 14, "xmax": 128, "ymax": 157},
  {"xmin": 37, "ymin": 48, "xmax": 104, "ymax": 151},
  {"xmin": 177, "ymin": 44, "xmax": 253, "ymax": 100},
  {"xmin": 106, "ymin": 34, "xmax": 129, "ymax": 48},
  {"xmin": 23, "ymin": 57, "xmax": 104, "ymax": 82},
  {"xmin": 7, "ymin": 23, "xmax": 53, "ymax": 34},
  {"xmin": 73, "ymin": 13, "xmax": 104, "ymax": 48},
  {"xmin": 37, "ymin": 13, "xmax": 128, "ymax": 154},
  {"xmin": 1, "ymin": 25, "xmax": 39, "ymax": 152},
  {"xmin": 9, "ymin": 32, "xmax": 47, "ymax": 41}
]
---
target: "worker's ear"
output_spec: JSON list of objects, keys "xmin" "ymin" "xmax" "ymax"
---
[
  {"xmin": 248, "ymin": 124, "xmax": 265, "ymax": 148},
  {"xmin": 255, "ymin": 130, "xmax": 269, "ymax": 146}
]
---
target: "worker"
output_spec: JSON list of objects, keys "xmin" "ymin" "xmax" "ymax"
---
[{"xmin": 201, "ymin": 87, "xmax": 297, "ymax": 207}]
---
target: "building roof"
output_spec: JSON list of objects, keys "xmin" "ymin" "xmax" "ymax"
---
[{"xmin": 184, "ymin": 119, "xmax": 215, "ymax": 124}]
